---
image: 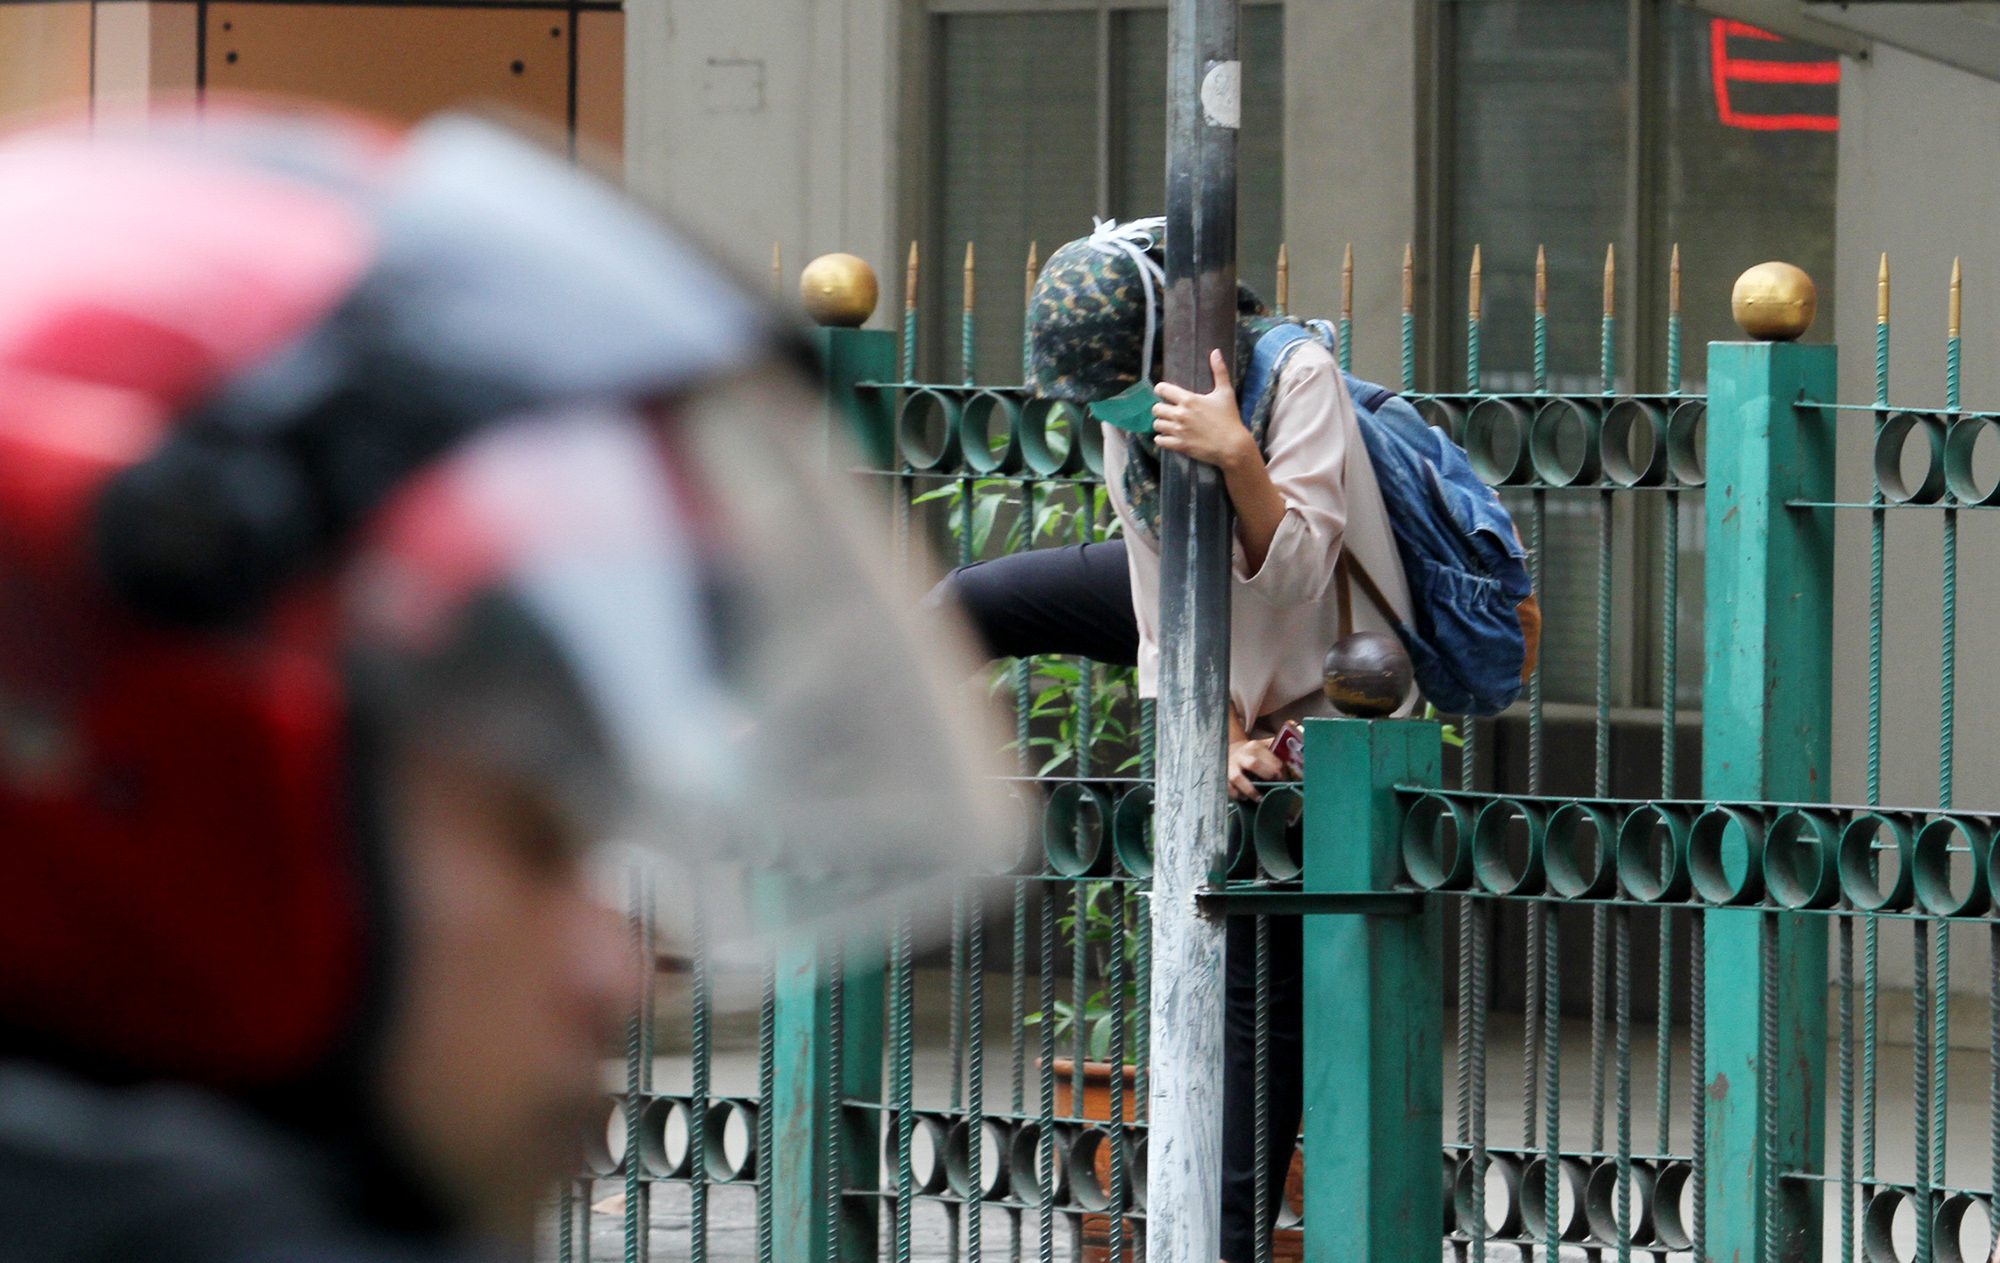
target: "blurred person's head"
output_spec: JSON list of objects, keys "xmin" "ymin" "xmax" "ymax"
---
[{"xmin": 0, "ymin": 103, "xmax": 1008, "ymax": 1252}]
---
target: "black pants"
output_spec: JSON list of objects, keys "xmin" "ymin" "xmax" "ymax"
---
[
  {"xmin": 930, "ymin": 540, "xmax": 1140, "ymax": 666},
  {"xmin": 1221, "ymin": 916, "xmax": 1303, "ymax": 1263},
  {"xmin": 933, "ymin": 542, "xmax": 1304, "ymax": 1262}
]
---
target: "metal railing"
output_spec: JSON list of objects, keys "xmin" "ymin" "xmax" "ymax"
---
[{"xmin": 542, "ymin": 241, "xmax": 2000, "ymax": 1263}]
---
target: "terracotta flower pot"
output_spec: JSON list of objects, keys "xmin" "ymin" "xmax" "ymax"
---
[{"xmin": 1051, "ymin": 1059, "xmax": 1303, "ymax": 1263}]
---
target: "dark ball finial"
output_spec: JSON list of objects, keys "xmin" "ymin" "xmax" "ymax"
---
[{"xmin": 1323, "ymin": 631, "xmax": 1414, "ymax": 718}]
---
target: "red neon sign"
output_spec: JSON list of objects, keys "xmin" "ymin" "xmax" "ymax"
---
[{"xmin": 1710, "ymin": 19, "xmax": 1839, "ymax": 133}]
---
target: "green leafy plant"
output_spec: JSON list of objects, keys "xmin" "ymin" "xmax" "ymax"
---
[
  {"xmin": 1001, "ymin": 660, "xmax": 1142, "ymax": 776},
  {"xmin": 1022, "ymin": 881, "xmax": 1142, "ymax": 1062}
]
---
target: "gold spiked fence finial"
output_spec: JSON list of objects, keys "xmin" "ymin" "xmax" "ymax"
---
[
  {"xmin": 1535, "ymin": 246, "xmax": 1547, "ymax": 317},
  {"xmin": 1469, "ymin": 244, "xmax": 1482, "ymax": 318},
  {"xmin": 1670, "ymin": 244, "xmax": 1682, "ymax": 319},
  {"xmin": 905, "ymin": 240, "xmax": 920, "ymax": 312},
  {"xmin": 1602, "ymin": 243, "xmax": 1616, "ymax": 318},
  {"xmin": 963, "ymin": 242, "xmax": 976, "ymax": 313},
  {"xmin": 1402, "ymin": 243, "xmax": 1414, "ymax": 316},
  {"xmin": 1025, "ymin": 240, "xmax": 1040, "ymax": 309},
  {"xmin": 1951, "ymin": 256, "xmax": 1962, "ymax": 339},
  {"xmin": 1877, "ymin": 253, "xmax": 1890, "ymax": 326},
  {"xmin": 1342, "ymin": 243, "xmax": 1354, "ymax": 322},
  {"xmin": 1276, "ymin": 243, "xmax": 1289, "ymax": 315}
]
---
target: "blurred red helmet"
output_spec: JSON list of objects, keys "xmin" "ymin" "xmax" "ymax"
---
[{"xmin": 0, "ymin": 104, "xmax": 1011, "ymax": 1096}]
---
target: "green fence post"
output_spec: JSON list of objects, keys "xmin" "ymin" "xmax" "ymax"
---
[
  {"xmin": 769, "ymin": 915, "xmax": 884, "ymax": 1263},
  {"xmin": 815, "ymin": 326, "xmax": 897, "ymax": 468},
  {"xmin": 1703, "ymin": 337, "xmax": 1836, "ymax": 1263},
  {"xmin": 1300, "ymin": 717, "xmax": 1444, "ymax": 1263},
  {"xmin": 776, "ymin": 321, "xmax": 894, "ymax": 1263}
]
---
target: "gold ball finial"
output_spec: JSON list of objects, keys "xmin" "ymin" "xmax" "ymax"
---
[
  {"xmin": 1731, "ymin": 262, "xmax": 1818, "ymax": 341},
  {"xmin": 800, "ymin": 253, "xmax": 878, "ymax": 327}
]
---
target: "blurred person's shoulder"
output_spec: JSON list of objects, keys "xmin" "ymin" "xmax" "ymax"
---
[{"xmin": 0, "ymin": 1061, "xmax": 463, "ymax": 1263}]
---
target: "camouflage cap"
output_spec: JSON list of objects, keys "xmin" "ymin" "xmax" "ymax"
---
[
  {"xmin": 1025, "ymin": 221, "xmax": 1164, "ymax": 403},
  {"xmin": 1026, "ymin": 219, "xmax": 1280, "ymax": 402}
]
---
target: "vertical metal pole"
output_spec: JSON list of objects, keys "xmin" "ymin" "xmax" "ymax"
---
[{"xmin": 1149, "ymin": 1, "xmax": 1238, "ymax": 1259}]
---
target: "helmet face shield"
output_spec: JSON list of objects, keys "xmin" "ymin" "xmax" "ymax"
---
[
  {"xmin": 0, "ymin": 105, "xmax": 1014, "ymax": 1081},
  {"xmin": 347, "ymin": 368, "xmax": 1019, "ymax": 958}
]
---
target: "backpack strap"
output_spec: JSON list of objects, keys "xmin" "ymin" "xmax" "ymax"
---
[
  {"xmin": 1335, "ymin": 550, "xmax": 1397, "ymax": 638},
  {"xmin": 1238, "ymin": 323, "xmax": 1314, "ymax": 430}
]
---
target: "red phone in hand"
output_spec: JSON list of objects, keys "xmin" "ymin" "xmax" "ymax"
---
[{"xmin": 1269, "ymin": 721, "xmax": 1305, "ymax": 780}]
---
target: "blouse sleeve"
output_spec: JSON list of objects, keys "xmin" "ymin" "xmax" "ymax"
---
[{"xmin": 1234, "ymin": 345, "xmax": 1351, "ymax": 608}]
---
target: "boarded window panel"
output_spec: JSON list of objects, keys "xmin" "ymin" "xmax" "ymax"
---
[
  {"xmin": 204, "ymin": 4, "xmax": 573, "ymax": 136},
  {"xmin": 575, "ymin": 9, "xmax": 625, "ymax": 174},
  {"xmin": 936, "ymin": 11, "xmax": 1099, "ymax": 385},
  {"xmin": 0, "ymin": 2, "xmax": 90, "ymax": 121}
]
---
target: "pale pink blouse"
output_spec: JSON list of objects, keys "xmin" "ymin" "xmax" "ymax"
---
[{"xmin": 1103, "ymin": 340, "xmax": 1415, "ymax": 732}]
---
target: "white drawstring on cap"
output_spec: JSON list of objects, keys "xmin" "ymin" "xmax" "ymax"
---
[{"xmin": 1085, "ymin": 216, "xmax": 1167, "ymax": 384}]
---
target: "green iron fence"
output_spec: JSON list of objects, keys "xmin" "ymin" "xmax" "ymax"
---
[{"xmin": 540, "ymin": 241, "xmax": 2000, "ymax": 1263}]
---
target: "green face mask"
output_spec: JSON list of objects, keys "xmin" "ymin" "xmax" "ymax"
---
[{"xmin": 1086, "ymin": 381, "xmax": 1161, "ymax": 435}]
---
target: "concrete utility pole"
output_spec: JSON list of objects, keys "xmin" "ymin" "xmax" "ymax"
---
[{"xmin": 1147, "ymin": 1, "xmax": 1238, "ymax": 1261}]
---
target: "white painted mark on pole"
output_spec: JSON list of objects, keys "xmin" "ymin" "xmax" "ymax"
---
[{"xmin": 1200, "ymin": 60, "xmax": 1241, "ymax": 129}]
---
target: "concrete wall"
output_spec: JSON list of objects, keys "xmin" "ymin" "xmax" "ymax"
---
[
  {"xmin": 624, "ymin": 0, "xmax": 906, "ymax": 323},
  {"xmin": 1834, "ymin": 42, "xmax": 2000, "ymax": 998}
]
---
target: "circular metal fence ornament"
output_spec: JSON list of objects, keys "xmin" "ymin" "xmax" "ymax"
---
[
  {"xmin": 1945, "ymin": 415, "xmax": 2000, "ymax": 505},
  {"xmin": 1600, "ymin": 398, "xmax": 1667, "ymax": 487},
  {"xmin": 1838, "ymin": 812, "xmax": 1916, "ymax": 911},
  {"xmin": 1530, "ymin": 397, "xmax": 1602, "ymax": 487},
  {"xmin": 1915, "ymin": 814, "xmax": 1992, "ymax": 917},
  {"xmin": 1472, "ymin": 797, "xmax": 1547, "ymax": 896},
  {"xmin": 1688, "ymin": 804, "xmax": 1766, "ymax": 906},
  {"xmin": 637, "ymin": 1095, "xmax": 693, "ymax": 1179},
  {"xmin": 1463, "ymin": 397, "xmax": 1535, "ymax": 485},
  {"xmin": 1043, "ymin": 782, "xmax": 1112, "ymax": 877},
  {"xmin": 1763, "ymin": 809, "xmax": 1842, "ymax": 909},
  {"xmin": 1616, "ymin": 803, "xmax": 1692, "ymax": 902},
  {"xmin": 1874, "ymin": 411, "xmax": 1948, "ymax": 504},
  {"xmin": 1452, "ymin": 1149, "xmax": 1524, "ymax": 1240},
  {"xmin": 1666, "ymin": 400, "xmax": 1706, "ymax": 486},
  {"xmin": 583, "ymin": 1095, "xmax": 627, "ymax": 1177},
  {"xmin": 1583, "ymin": 1156, "xmax": 1657, "ymax": 1246},
  {"xmin": 1018, "ymin": 398, "xmax": 1089, "ymax": 476},
  {"xmin": 1324, "ymin": 630, "xmax": 1413, "ymax": 717},
  {"xmin": 1254, "ymin": 785, "xmax": 1305, "ymax": 881},
  {"xmin": 944, "ymin": 1117, "xmax": 1013, "ymax": 1201},
  {"xmin": 1401, "ymin": 792, "xmax": 1474, "ymax": 891},
  {"xmin": 897, "ymin": 389, "xmax": 963, "ymax": 472},
  {"xmin": 959, "ymin": 391, "xmax": 1024, "ymax": 475},
  {"xmin": 704, "ymin": 1098, "xmax": 762, "ymax": 1183},
  {"xmin": 1110, "ymin": 784, "xmax": 1155, "ymax": 878},
  {"xmin": 1543, "ymin": 801, "xmax": 1619, "ymax": 899},
  {"xmin": 800, "ymin": 252, "xmax": 879, "ymax": 327},
  {"xmin": 1731, "ymin": 261, "xmax": 1817, "ymax": 341}
]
